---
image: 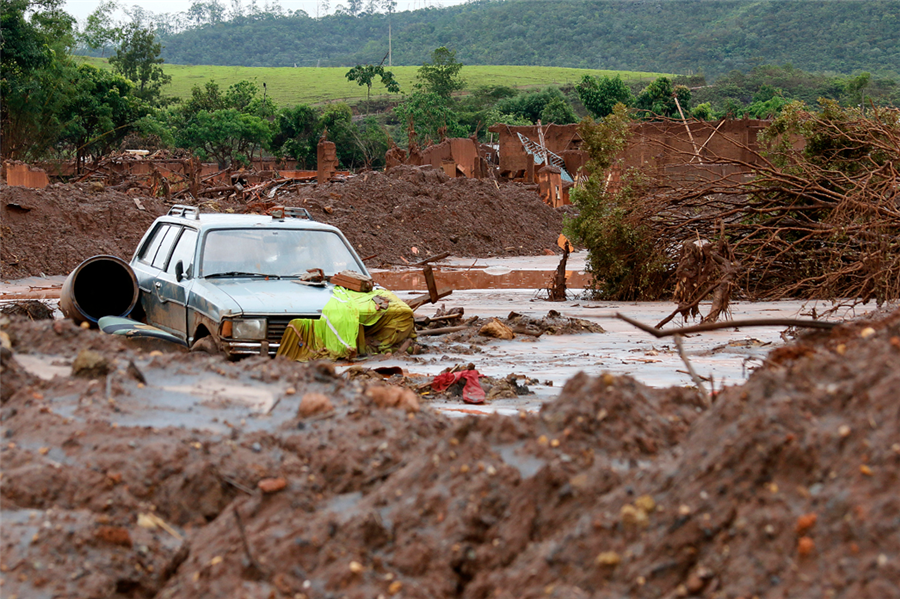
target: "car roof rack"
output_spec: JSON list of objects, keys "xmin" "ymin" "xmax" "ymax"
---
[
  {"xmin": 167, "ymin": 205, "xmax": 200, "ymax": 220},
  {"xmin": 271, "ymin": 206, "xmax": 315, "ymax": 221}
]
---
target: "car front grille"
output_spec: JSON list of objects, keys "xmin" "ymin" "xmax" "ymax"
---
[
  {"xmin": 267, "ymin": 315, "xmax": 319, "ymax": 346},
  {"xmin": 267, "ymin": 317, "xmax": 293, "ymax": 345}
]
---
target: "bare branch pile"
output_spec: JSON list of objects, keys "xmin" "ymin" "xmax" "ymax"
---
[{"xmin": 623, "ymin": 104, "xmax": 900, "ymax": 303}]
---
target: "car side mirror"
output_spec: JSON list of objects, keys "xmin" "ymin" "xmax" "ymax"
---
[{"xmin": 175, "ymin": 260, "xmax": 184, "ymax": 282}]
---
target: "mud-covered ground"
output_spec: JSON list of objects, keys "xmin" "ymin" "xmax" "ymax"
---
[
  {"xmin": 3, "ymin": 164, "xmax": 899, "ymax": 598},
  {"xmin": 1, "ymin": 165, "xmax": 566, "ymax": 280},
  {"xmin": 3, "ymin": 305, "xmax": 899, "ymax": 598}
]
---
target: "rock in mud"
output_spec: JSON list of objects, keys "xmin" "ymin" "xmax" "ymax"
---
[
  {"xmin": 479, "ymin": 318, "xmax": 515, "ymax": 339},
  {"xmin": 71, "ymin": 349, "xmax": 112, "ymax": 378},
  {"xmin": 298, "ymin": 392, "xmax": 334, "ymax": 417},
  {"xmin": 365, "ymin": 384, "xmax": 420, "ymax": 413}
]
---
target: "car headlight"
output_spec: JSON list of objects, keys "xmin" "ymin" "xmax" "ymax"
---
[{"xmin": 230, "ymin": 318, "xmax": 267, "ymax": 340}]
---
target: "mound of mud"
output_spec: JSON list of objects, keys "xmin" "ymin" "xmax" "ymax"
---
[
  {"xmin": 1, "ymin": 167, "xmax": 566, "ymax": 279},
  {"xmin": 286, "ymin": 166, "xmax": 567, "ymax": 266},
  {"xmin": 2, "ymin": 310, "xmax": 898, "ymax": 598},
  {"xmin": 1, "ymin": 184, "xmax": 169, "ymax": 280},
  {"xmin": 0, "ymin": 312, "xmax": 900, "ymax": 599}
]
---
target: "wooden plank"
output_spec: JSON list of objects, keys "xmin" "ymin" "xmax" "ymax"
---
[
  {"xmin": 423, "ymin": 264, "xmax": 439, "ymax": 303},
  {"xmin": 404, "ymin": 287, "xmax": 453, "ymax": 311}
]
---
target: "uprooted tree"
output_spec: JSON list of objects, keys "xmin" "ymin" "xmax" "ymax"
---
[{"xmin": 567, "ymin": 100, "xmax": 900, "ymax": 311}]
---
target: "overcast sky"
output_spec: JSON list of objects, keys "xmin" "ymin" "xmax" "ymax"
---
[{"xmin": 63, "ymin": 0, "xmax": 469, "ymax": 24}]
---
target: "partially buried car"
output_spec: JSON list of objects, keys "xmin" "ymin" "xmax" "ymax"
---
[{"xmin": 63, "ymin": 205, "xmax": 412, "ymax": 359}]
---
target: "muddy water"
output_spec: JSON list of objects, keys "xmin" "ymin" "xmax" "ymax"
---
[
  {"xmin": 373, "ymin": 290, "xmax": 862, "ymax": 417},
  {"xmin": 373, "ymin": 267, "xmax": 591, "ymax": 291}
]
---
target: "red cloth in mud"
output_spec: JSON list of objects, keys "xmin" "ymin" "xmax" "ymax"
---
[{"xmin": 431, "ymin": 370, "xmax": 485, "ymax": 404}]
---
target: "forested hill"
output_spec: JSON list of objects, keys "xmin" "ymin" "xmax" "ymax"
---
[{"xmin": 158, "ymin": 0, "xmax": 900, "ymax": 78}]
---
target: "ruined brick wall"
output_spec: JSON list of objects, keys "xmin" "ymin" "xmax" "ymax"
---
[
  {"xmin": 489, "ymin": 119, "xmax": 772, "ymax": 186},
  {"xmin": 4, "ymin": 162, "xmax": 50, "ymax": 188},
  {"xmin": 536, "ymin": 165, "xmax": 568, "ymax": 207},
  {"xmin": 621, "ymin": 118, "xmax": 769, "ymax": 174},
  {"xmin": 488, "ymin": 124, "xmax": 581, "ymax": 179},
  {"xmin": 420, "ymin": 138, "xmax": 481, "ymax": 178},
  {"xmin": 317, "ymin": 140, "xmax": 338, "ymax": 185}
]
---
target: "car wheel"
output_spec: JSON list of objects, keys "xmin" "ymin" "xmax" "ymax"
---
[{"xmin": 190, "ymin": 336, "xmax": 220, "ymax": 355}]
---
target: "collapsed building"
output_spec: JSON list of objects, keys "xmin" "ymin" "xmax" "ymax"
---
[
  {"xmin": 4, "ymin": 119, "xmax": 772, "ymax": 210},
  {"xmin": 386, "ymin": 118, "xmax": 772, "ymax": 208}
]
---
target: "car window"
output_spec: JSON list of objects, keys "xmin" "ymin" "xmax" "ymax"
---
[
  {"xmin": 138, "ymin": 223, "xmax": 170, "ymax": 264},
  {"xmin": 151, "ymin": 225, "xmax": 181, "ymax": 270},
  {"xmin": 167, "ymin": 228, "xmax": 198, "ymax": 277},
  {"xmin": 201, "ymin": 228, "xmax": 363, "ymax": 277}
]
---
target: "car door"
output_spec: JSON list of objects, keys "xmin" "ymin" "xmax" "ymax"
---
[
  {"xmin": 133, "ymin": 222, "xmax": 172, "ymax": 320},
  {"xmin": 132, "ymin": 223, "xmax": 184, "ymax": 338},
  {"xmin": 151, "ymin": 227, "xmax": 198, "ymax": 340}
]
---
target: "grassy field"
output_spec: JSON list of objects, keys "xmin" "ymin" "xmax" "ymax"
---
[{"xmin": 76, "ymin": 56, "xmax": 669, "ymax": 107}]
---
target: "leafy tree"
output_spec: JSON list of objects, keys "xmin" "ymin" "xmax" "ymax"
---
[
  {"xmin": 176, "ymin": 108, "xmax": 272, "ymax": 168},
  {"xmin": 691, "ymin": 102, "xmax": 713, "ymax": 120},
  {"xmin": 462, "ymin": 107, "xmax": 530, "ymax": 136},
  {"xmin": 272, "ymin": 103, "xmax": 319, "ymax": 166},
  {"xmin": 59, "ymin": 64, "xmax": 144, "ymax": 166},
  {"xmin": 540, "ymin": 96, "xmax": 577, "ymax": 124},
  {"xmin": 225, "ymin": 79, "xmax": 258, "ymax": 111},
  {"xmin": 635, "ymin": 77, "xmax": 692, "ymax": 119},
  {"xmin": 173, "ymin": 78, "xmax": 276, "ymax": 167},
  {"xmin": 187, "ymin": 0, "xmax": 226, "ymax": 25},
  {"xmin": 314, "ymin": 102, "xmax": 380, "ymax": 169},
  {"xmin": 844, "ymin": 72, "xmax": 871, "ymax": 108},
  {"xmin": 392, "ymin": 91, "xmax": 466, "ymax": 145},
  {"xmin": 463, "ymin": 85, "xmax": 518, "ymax": 110},
  {"xmin": 178, "ymin": 80, "xmax": 270, "ymax": 117},
  {"xmin": 0, "ymin": 0, "xmax": 78, "ymax": 160},
  {"xmin": 181, "ymin": 81, "xmax": 229, "ymax": 114},
  {"xmin": 345, "ymin": 63, "xmax": 400, "ymax": 115},
  {"xmin": 747, "ymin": 95, "xmax": 790, "ymax": 119},
  {"xmin": 575, "ymin": 74, "xmax": 635, "ymax": 119},
  {"xmin": 109, "ymin": 22, "xmax": 172, "ymax": 105},
  {"xmin": 80, "ymin": 0, "xmax": 121, "ymax": 55},
  {"xmin": 494, "ymin": 87, "xmax": 572, "ymax": 124},
  {"xmin": 348, "ymin": 116, "xmax": 391, "ymax": 169},
  {"xmin": 416, "ymin": 46, "xmax": 465, "ymax": 99},
  {"xmin": 565, "ymin": 104, "xmax": 667, "ymax": 299},
  {"xmin": 720, "ymin": 97, "xmax": 746, "ymax": 119}
]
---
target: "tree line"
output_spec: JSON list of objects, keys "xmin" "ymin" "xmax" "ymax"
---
[
  {"xmin": 3, "ymin": 0, "xmax": 898, "ymax": 174},
  {"xmin": 137, "ymin": 0, "xmax": 900, "ymax": 79}
]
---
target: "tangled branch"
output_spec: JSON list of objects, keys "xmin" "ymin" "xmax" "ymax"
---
[{"xmin": 617, "ymin": 103, "xmax": 900, "ymax": 304}]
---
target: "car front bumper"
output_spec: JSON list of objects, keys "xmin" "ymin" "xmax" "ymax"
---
[{"xmin": 219, "ymin": 315, "xmax": 309, "ymax": 357}]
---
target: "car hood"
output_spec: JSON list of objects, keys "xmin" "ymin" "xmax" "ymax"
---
[{"xmin": 196, "ymin": 278, "xmax": 334, "ymax": 317}]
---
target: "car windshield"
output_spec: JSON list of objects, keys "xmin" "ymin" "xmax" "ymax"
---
[{"xmin": 201, "ymin": 228, "xmax": 364, "ymax": 278}]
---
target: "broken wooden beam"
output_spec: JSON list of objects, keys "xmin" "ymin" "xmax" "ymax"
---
[{"xmin": 405, "ymin": 287, "xmax": 453, "ymax": 311}]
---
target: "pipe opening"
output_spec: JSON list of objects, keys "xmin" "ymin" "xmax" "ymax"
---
[{"xmin": 65, "ymin": 257, "xmax": 139, "ymax": 323}]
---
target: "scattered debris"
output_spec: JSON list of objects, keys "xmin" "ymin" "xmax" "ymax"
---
[{"xmin": 0, "ymin": 300, "xmax": 54, "ymax": 320}]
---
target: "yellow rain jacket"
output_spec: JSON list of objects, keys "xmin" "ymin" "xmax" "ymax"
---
[{"xmin": 276, "ymin": 287, "xmax": 414, "ymax": 362}]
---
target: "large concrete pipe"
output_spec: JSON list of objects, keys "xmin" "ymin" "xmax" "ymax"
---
[{"xmin": 60, "ymin": 255, "xmax": 139, "ymax": 325}]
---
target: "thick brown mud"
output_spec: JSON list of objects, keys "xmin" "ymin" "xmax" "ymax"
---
[{"xmin": 2, "ymin": 306, "xmax": 899, "ymax": 598}]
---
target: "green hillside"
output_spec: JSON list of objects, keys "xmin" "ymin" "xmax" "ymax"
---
[
  {"xmin": 76, "ymin": 57, "xmax": 667, "ymax": 106},
  {"xmin": 153, "ymin": 0, "xmax": 900, "ymax": 79}
]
